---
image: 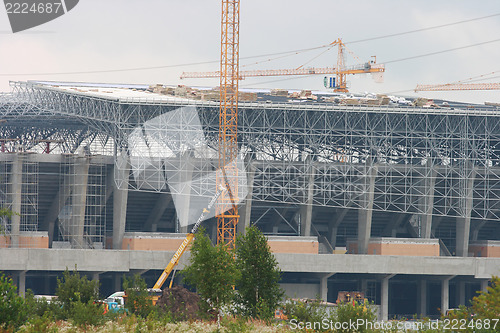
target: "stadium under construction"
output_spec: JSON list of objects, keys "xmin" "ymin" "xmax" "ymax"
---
[{"xmin": 0, "ymin": 80, "xmax": 499, "ymax": 320}]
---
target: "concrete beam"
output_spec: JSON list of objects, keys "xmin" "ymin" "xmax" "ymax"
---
[
  {"xmin": 0, "ymin": 249, "xmax": 500, "ymax": 281},
  {"xmin": 358, "ymin": 163, "xmax": 377, "ymax": 254},
  {"xmin": 456, "ymin": 167, "xmax": 476, "ymax": 257}
]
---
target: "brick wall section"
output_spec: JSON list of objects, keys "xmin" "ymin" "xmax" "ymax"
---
[
  {"xmin": 347, "ymin": 238, "xmax": 440, "ymax": 256},
  {"xmin": 469, "ymin": 241, "xmax": 500, "ymax": 257},
  {"xmin": 121, "ymin": 233, "xmax": 319, "ymax": 254}
]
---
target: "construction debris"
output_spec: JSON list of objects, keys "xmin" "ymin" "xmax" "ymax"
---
[
  {"xmin": 156, "ymin": 286, "xmax": 201, "ymax": 321},
  {"xmin": 270, "ymin": 89, "xmax": 288, "ymax": 97}
]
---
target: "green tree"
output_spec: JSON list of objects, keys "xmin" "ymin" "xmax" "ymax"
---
[
  {"xmin": 56, "ymin": 268, "xmax": 100, "ymax": 308},
  {"xmin": 55, "ymin": 268, "xmax": 102, "ymax": 325},
  {"xmin": 182, "ymin": 228, "xmax": 238, "ymax": 321},
  {"xmin": 123, "ymin": 274, "xmax": 156, "ymax": 318},
  {"xmin": 235, "ymin": 226, "xmax": 284, "ymax": 320},
  {"xmin": 472, "ymin": 276, "xmax": 500, "ymax": 319},
  {"xmin": 0, "ymin": 273, "xmax": 27, "ymax": 329}
]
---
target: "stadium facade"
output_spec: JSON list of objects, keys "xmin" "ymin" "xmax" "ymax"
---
[{"xmin": 0, "ymin": 80, "xmax": 499, "ymax": 320}]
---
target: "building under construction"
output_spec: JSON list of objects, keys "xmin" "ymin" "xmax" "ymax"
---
[{"xmin": 0, "ymin": 80, "xmax": 499, "ymax": 320}]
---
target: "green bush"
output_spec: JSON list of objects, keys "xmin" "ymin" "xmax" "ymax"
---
[
  {"xmin": 282, "ymin": 298, "xmax": 329, "ymax": 331},
  {"xmin": 122, "ymin": 274, "xmax": 156, "ymax": 318},
  {"xmin": 0, "ymin": 273, "xmax": 27, "ymax": 329},
  {"xmin": 333, "ymin": 301, "xmax": 376, "ymax": 333}
]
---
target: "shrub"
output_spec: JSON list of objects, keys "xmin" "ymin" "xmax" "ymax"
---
[
  {"xmin": 0, "ymin": 273, "xmax": 27, "ymax": 329},
  {"xmin": 334, "ymin": 301, "xmax": 376, "ymax": 333},
  {"xmin": 122, "ymin": 274, "xmax": 155, "ymax": 318}
]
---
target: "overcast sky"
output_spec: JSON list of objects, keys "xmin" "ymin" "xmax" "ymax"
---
[{"xmin": 0, "ymin": 0, "xmax": 499, "ymax": 104}]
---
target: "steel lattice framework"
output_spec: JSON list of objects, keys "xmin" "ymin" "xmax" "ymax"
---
[{"xmin": 9, "ymin": 81, "xmax": 500, "ymax": 223}]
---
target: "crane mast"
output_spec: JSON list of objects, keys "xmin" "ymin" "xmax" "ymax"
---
[{"xmin": 218, "ymin": 0, "xmax": 240, "ymax": 249}]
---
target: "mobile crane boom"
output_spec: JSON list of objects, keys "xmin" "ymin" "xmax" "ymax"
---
[{"xmin": 152, "ymin": 184, "xmax": 225, "ymax": 290}]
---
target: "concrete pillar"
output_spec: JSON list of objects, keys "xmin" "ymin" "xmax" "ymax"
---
[
  {"xmin": 358, "ymin": 163, "xmax": 377, "ymax": 254},
  {"xmin": 238, "ymin": 164, "xmax": 255, "ymax": 234},
  {"xmin": 328, "ymin": 209, "xmax": 348, "ymax": 248},
  {"xmin": 360, "ymin": 279, "xmax": 368, "ymax": 296},
  {"xmin": 70, "ymin": 157, "xmax": 90, "ymax": 248},
  {"xmin": 114, "ymin": 274, "xmax": 122, "ymax": 292},
  {"xmin": 10, "ymin": 154, "xmax": 23, "ymax": 247},
  {"xmin": 480, "ymin": 279, "xmax": 489, "ymax": 293},
  {"xmin": 441, "ymin": 276, "xmax": 454, "ymax": 316},
  {"xmin": 320, "ymin": 273, "xmax": 335, "ymax": 302},
  {"xmin": 300, "ymin": 169, "xmax": 315, "ymax": 237},
  {"xmin": 418, "ymin": 279, "xmax": 427, "ymax": 318},
  {"xmin": 381, "ymin": 274, "xmax": 394, "ymax": 321},
  {"xmin": 144, "ymin": 194, "xmax": 172, "ymax": 231},
  {"xmin": 169, "ymin": 153, "xmax": 194, "ymax": 233},
  {"xmin": 42, "ymin": 174, "xmax": 72, "ymax": 247},
  {"xmin": 420, "ymin": 166, "xmax": 436, "ymax": 238},
  {"xmin": 457, "ymin": 281, "xmax": 466, "ymax": 306},
  {"xmin": 18, "ymin": 271, "xmax": 26, "ymax": 298},
  {"xmin": 383, "ymin": 213, "xmax": 407, "ymax": 237},
  {"xmin": 113, "ymin": 151, "xmax": 129, "ymax": 250},
  {"xmin": 456, "ymin": 167, "xmax": 475, "ymax": 257}
]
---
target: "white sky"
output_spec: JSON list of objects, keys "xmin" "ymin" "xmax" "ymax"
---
[{"xmin": 0, "ymin": 0, "xmax": 499, "ymax": 104}]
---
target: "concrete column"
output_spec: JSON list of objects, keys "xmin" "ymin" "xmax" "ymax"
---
[
  {"xmin": 18, "ymin": 271, "xmax": 26, "ymax": 298},
  {"xmin": 480, "ymin": 279, "xmax": 489, "ymax": 293},
  {"xmin": 238, "ymin": 164, "xmax": 255, "ymax": 234},
  {"xmin": 113, "ymin": 151, "xmax": 129, "ymax": 250},
  {"xmin": 381, "ymin": 274, "xmax": 394, "ymax": 321},
  {"xmin": 358, "ymin": 163, "xmax": 377, "ymax": 254},
  {"xmin": 320, "ymin": 273, "xmax": 335, "ymax": 302},
  {"xmin": 328, "ymin": 209, "xmax": 348, "ymax": 248},
  {"xmin": 144, "ymin": 194, "xmax": 172, "ymax": 231},
  {"xmin": 170, "ymin": 153, "xmax": 194, "ymax": 233},
  {"xmin": 70, "ymin": 157, "xmax": 90, "ymax": 248},
  {"xmin": 300, "ymin": 169, "xmax": 315, "ymax": 237},
  {"xmin": 10, "ymin": 154, "xmax": 23, "ymax": 247},
  {"xmin": 114, "ymin": 274, "xmax": 122, "ymax": 292},
  {"xmin": 420, "ymin": 166, "xmax": 436, "ymax": 238},
  {"xmin": 457, "ymin": 281, "xmax": 466, "ymax": 306},
  {"xmin": 360, "ymin": 279, "xmax": 368, "ymax": 296},
  {"xmin": 441, "ymin": 276, "xmax": 454, "ymax": 316},
  {"xmin": 456, "ymin": 168, "xmax": 476, "ymax": 257},
  {"xmin": 418, "ymin": 279, "xmax": 427, "ymax": 318},
  {"xmin": 42, "ymin": 174, "xmax": 72, "ymax": 247}
]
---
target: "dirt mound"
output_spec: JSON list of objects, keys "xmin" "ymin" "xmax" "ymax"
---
[{"xmin": 156, "ymin": 286, "xmax": 201, "ymax": 320}]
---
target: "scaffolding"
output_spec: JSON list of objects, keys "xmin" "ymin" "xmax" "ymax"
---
[
  {"xmin": 0, "ymin": 152, "xmax": 39, "ymax": 248},
  {"xmin": 57, "ymin": 155, "xmax": 107, "ymax": 249}
]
